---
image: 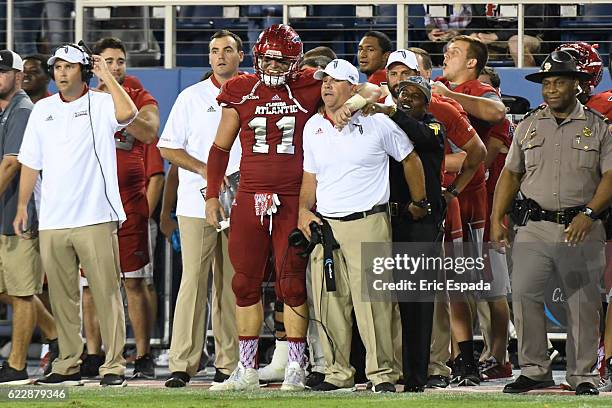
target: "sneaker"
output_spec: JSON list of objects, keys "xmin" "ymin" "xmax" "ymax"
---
[
  {"xmin": 44, "ymin": 339, "xmax": 59, "ymax": 376},
  {"xmin": 480, "ymin": 357, "xmax": 513, "ymax": 380},
  {"xmin": 34, "ymin": 372, "xmax": 82, "ymax": 386},
  {"xmin": 305, "ymin": 371, "xmax": 325, "ymax": 389},
  {"xmin": 212, "ymin": 369, "xmax": 230, "ymax": 385},
  {"xmin": 373, "ymin": 382, "xmax": 396, "ymax": 393},
  {"xmin": 258, "ymin": 340, "xmax": 288, "ymax": 383},
  {"xmin": 547, "ymin": 347, "xmax": 560, "ymax": 362},
  {"xmin": 208, "ymin": 363, "xmax": 259, "ymax": 391},
  {"xmin": 311, "ymin": 381, "xmax": 356, "ymax": 392},
  {"xmin": 576, "ymin": 382, "xmax": 599, "ymax": 396},
  {"xmin": 132, "ymin": 354, "xmax": 155, "ymax": 379},
  {"xmin": 80, "ymin": 354, "xmax": 105, "ymax": 378},
  {"xmin": 280, "ymin": 362, "xmax": 305, "ymax": 391},
  {"xmin": 598, "ymin": 358, "xmax": 612, "ymax": 392},
  {"xmin": 0, "ymin": 361, "xmax": 29, "ymax": 385},
  {"xmin": 457, "ymin": 358, "xmax": 480, "ymax": 386},
  {"xmin": 100, "ymin": 374, "xmax": 127, "ymax": 387},
  {"xmin": 426, "ymin": 375, "xmax": 450, "ymax": 389},
  {"xmin": 165, "ymin": 371, "xmax": 190, "ymax": 388},
  {"xmin": 155, "ymin": 349, "xmax": 169, "ymax": 367}
]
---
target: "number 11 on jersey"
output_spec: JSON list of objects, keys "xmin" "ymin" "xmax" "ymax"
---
[{"xmin": 248, "ymin": 116, "xmax": 296, "ymax": 155}]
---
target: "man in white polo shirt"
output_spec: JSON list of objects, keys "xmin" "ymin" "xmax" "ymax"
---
[
  {"xmin": 157, "ymin": 30, "xmax": 242, "ymax": 388},
  {"xmin": 298, "ymin": 59, "xmax": 427, "ymax": 393},
  {"xmin": 14, "ymin": 43, "xmax": 137, "ymax": 386}
]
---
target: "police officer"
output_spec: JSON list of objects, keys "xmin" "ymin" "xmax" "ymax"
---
[
  {"xmin": 491, "ymin": 50, "xmax": 612, "ymax": 396},
  {"xmin": 367, "ymin": 76, "xmax": 445, "ymax": 392}
]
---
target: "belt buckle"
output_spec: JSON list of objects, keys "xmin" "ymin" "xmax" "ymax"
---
[
  {"xmin": 556, "ymin": 212, "xmax": 563, "ymax": 224},
  {"xmin": 390, "ymin": 202, "xmax": 399, "ymax": 217}
]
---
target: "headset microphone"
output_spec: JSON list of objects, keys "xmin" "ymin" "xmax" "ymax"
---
[{"xmin": 77, "ymin": 40, "xmax": 94, "ymax": 56}]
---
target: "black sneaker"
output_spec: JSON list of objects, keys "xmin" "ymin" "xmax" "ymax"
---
[
  {"xmin": 132, "ymin": 354, "xmax": 155, "ymax": 379},
  {"xmin": 34, "ymin": 372, "xmax": 82, "ymax": 386},
  {"xmin": 212, "ymin": 368, "xmax": 230, "ymax": 385},
  {"xmin": 305, "ymin": 371, "xmax": 325, "ymax": 389},
  {"xmin": 165, "ymin": 371, "xmax": 190, "ymax": 388},
  {"xmin": 0, "ymin": 361, "xmax": 29, "ymax": 385},
  {"xmin": 404, "ymin": 385, "xmax": 425, "ymax": 393},
  {"xmin": 44, "ymin": 339, "xmax": 59, "ymax": 376},
  {"xmin": 576, "ymin": 382, "xmax": 599, "ymax": 396},
  {"xmin": 311, "ymin": 381, "xmax": 355, "ymax": 392},
  {"xmin": 100, "ymin": 374, "xmax": 127, "ymax": 387},
  {"xmin": 80, "ymin": 354, "xmax": 105, "ymax": 378},
  {"xmin": 426, "ymin": 375, "xmax": 450, "ymax": 389},
  {"xmin": 457, "ymin": 358, "xmax": 480, "ymax": 386},
  {"xmin": 503, "ymin": 375, "xmax": 554, "ymax": 394},
  {"xmin": 373, "ymin": 382, "xmax": 396, "ymax": 393}
]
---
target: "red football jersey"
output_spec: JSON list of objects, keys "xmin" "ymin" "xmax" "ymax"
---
[
  {"xmin": 217, "ymin": 68, "xmax": 321, "ymax": 195},
  {"xmin": 144, "ymin": 139, "xmax": 164, "ymax": 187},
  {"xmin": 368, "ymin": 69, "xmax": 387, "ymax": 86},
  {"xmin": 429, "ymin": 95, "xmax": 481, "ymax": 188},
  {"xmin": 123, "ymin": 74, "xmax": 144, "ymax": 90},
  {"xmin": 486, "ymin": 118, "xmax": 514, "ymax": 195},
  {"xmin": 116, "ymin": 87, "xmax": 158, "ymax": 213},
  {"xmin": 587, "ymin": 90, "xmax": 612, "ymax": 120},
  {"xmin": 435, "ymin": 77, "xmax": 500, "ymax": 191}
]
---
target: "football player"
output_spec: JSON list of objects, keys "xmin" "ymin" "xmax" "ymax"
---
[{"xmin": 204, "ymin": 24, "xmax": 380, "ymax": 391}]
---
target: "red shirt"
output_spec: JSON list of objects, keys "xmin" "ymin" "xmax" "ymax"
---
[
  {"xmin": 429, "ymin": 94, "xmax": 480, "ymax": 187},
  {"xmin": 116, "ymin": 87, "xmax": 158, "ymax": 214},
  {"xmin": 368, "ymin": 69, "xmax": 387, "ymax": 86},
  {"xmin": 587, "ymin": 90, "xmax": 612, "ymax": 120},
  {"xmin": 435, "ymin": 77, "xmax": 503, "ymax": 192},
  {"xmin": 486, "ymin": 118, "xmax": 514, "ymax": 195},
  {"xmin": 123, "ymin": 74, "xmax": 144, "ymax": 90},
  {"xmin": 144, "ymin": 140, "xmax": 164, "ymax": 188},
  {"xmin": 217, "ymin": 69, "xmax": 322, "ymax": 195}
]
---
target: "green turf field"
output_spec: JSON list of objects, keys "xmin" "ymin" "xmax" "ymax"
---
[{"xmin": 3, "ymin": 388, "xmax": 611, "ymax": 408}]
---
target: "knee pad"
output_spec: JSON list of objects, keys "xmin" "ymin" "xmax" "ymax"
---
[
  {"xmin": 278, "ymin": 275, "xmax": 306, "ymax": 307},
  {"xmin": 232, "ymin": 272, "xmax": 262, "ymax": 307}
]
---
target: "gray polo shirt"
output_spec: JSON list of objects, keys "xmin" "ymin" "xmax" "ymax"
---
[{"xmin": 0, "ymin": 90, "xmax": 35, "ymax": 235}]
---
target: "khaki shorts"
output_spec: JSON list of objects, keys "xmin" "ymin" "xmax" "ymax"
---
[{"xmin": 0, "ymin": 235, "xmax": 43, "ymax": 296}]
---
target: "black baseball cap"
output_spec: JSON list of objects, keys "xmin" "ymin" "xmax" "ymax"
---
[{"xmin": 0, "ymin": 50, "xmax": 24, "ymax": 72}]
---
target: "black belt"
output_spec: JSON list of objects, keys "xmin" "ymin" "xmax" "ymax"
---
[
  {"xmin": 324, "ymin": 203, "xmax": 389, "ymax": 222},
  {"xmin": 528, "ymin": 207, "xmax": 582, "ymax": 225}
]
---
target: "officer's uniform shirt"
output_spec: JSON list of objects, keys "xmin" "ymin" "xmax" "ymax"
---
[{"xmin": 505, "ymin": 101, "xmax": 612, "ymax": 211}]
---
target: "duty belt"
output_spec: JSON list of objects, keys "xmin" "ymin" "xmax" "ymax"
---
[{"xmin": 324, "ymin": 203, "xmax": 389, "ymax": 222}]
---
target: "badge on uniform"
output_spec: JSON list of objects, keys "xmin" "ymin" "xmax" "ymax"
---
[{"xmin": 583, "ymin": 126, "xmax": 592, "ymax": 138}]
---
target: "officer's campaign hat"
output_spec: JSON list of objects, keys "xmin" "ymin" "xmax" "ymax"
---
[{"xmin": 525, "ymin": 50, "xmax": 593, "ymax": 83}]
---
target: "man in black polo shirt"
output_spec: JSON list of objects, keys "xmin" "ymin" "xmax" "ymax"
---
[{"xmin": 367, "ymin": 76, "xmax": 445, "ymax": 392}]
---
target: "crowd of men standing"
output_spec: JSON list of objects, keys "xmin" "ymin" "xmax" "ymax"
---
[{"xmin": 0, "ymin": 24, "xmax": 610, "ymax": 397}]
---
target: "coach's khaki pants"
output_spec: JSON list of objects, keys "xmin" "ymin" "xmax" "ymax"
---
[
  {"xmin": 428, "ymin": 294, "xmax": 452, "ymax": 377},
  {"xmin": 311, "ymin": 212, "xmax": 398, "ymax": 388},
  {"xmin": 169, "ymin": 216, "xmax": 237, "ymax": 377},
  {"xmin": 40, "ymin": 222, "xmax": 125, "ymax": 376},
  {"xmin": 211, "ymin": 232, "xmax": 238, "ymax": 375}
]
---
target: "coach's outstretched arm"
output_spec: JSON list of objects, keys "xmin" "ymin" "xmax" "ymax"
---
[
  {"xmin": 91, "ymin": 54, "xmax": 137, "ymax": 124},
  {"xmin": 204, "ymin": 106, "xmax": 241, "ymax": 228},
  {"xmin": 332, "ymin": 82, "xmax": 382, "ymax": 129}
]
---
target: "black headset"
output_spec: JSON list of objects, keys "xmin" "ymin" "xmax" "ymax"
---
[{"xmin": 48, "ymin": 42, "xmax": 93, "ymax": 83}]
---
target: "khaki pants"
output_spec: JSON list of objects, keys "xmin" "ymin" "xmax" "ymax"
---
[
  {"xmin": 311, "ymin": 212, "xmax": 397, "ymax": 387},
  {"xmin": 0, "ymin": 235, "xmax": 42, "ymax": 296},
  {"xmin": 40, "ymin": 222, "xmax": 125, "ymax": 376},
  {"xmin": 169, "ymin": 216, "xmax": 237, "ymax": 376},
  {"xmin": 211, "ymin": 232, "xmax": 238, "ymax": 375},
  {"xmin": 428, "ymin": 294, "xmax": 452, "ymax": 377},
  {"xmin": 512, "ymin": 220, "xmax": 604, "ymax": 387}
]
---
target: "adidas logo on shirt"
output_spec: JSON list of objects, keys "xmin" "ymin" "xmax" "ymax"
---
[
  {"xmin": 315, "ymin": 128, "xmax": 323, "ymax": 135},
  {"xmin": 271, "ymin": 94, "xmax": 281, "ymax": 101},
  {"xmin": 45, "ymin": 115, "xmax": 53, "ymax": 121},
  {"xmin": 207, "ymin": 106, "xmax": 216, "ymax": 112}
]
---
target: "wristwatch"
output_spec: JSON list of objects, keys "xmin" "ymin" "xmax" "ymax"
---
[
  {"xmin": 581, "ymin": 207, "xmax": 598, "ymax": 221},
  {"xmin": 412, "ymin": 199, "xmax": 432, "ymax": 214},
  {"xmin": 388, "ymin": 104, "xmax": 397, "ymax": 118},
  {"xmin": 445, "ymin": 183, "xmax": 460, "ymax": 197}
]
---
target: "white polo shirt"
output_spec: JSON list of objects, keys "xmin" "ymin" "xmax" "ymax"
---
[
  {"xmin": 18, "ymin": 91, "xmax": 128, "ymax": 230},
  {"xmin": 303, "ymin": 111, "xmax": 414, "ymax": 217},
  {"xmin": 158, "ymin": 77, "xmax": 241, "ymax": 219}
]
